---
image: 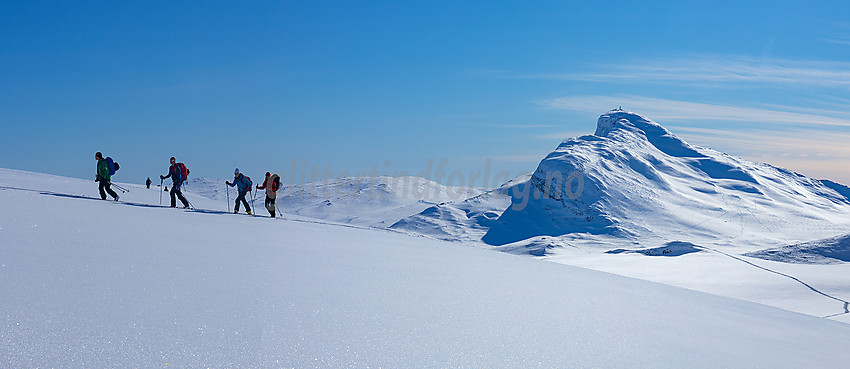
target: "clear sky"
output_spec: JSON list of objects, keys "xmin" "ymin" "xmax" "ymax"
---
[{"xmin": 3, "ymin": 1, "xmax": 850, "ymax": 187}]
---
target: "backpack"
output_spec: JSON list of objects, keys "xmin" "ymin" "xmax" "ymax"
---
[
  {"xmin": 243, "ymin": 176, "xmax": 252, "ymax": 189},
  {"xmin": 175, "ymin": 163, "xmax": 189, "ymax": 181},
  {"xmin": 105, "ymin": 157, "xmax": 119, "ymax": 176},
  {"xmin": 271, "ymin": 175, "xmax": 280, "ymax": 192}
]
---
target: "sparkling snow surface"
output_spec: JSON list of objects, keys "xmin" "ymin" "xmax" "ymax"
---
[{"xmin": 4, "ymin": 168, "xmax": 850, "ymax": 368}]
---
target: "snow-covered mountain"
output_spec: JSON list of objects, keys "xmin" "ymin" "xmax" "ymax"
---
[
  {"xmin": 479, "ymin": 109, "xmax": 850, "ymax": 249},
  {"xmin": 387, "ymin": 110, "xmax": 850, "ymax": 320},
  {"xmin": 10, "ymin": 110, "xmax": 848, "ymax": 331},
  {"xmin": 4, "ymin": 168, "xmax": 850, "ymax": 368},
  {"xmin": 171, "ymin": 111, "xmax": 850, "ymax": 322},
  {"xmin": 389, "ymin": 174, "xmax": 529, "ymax": 242},
  {"xmin": 184, "ymin": 176, "xmax": 483, "ymax": 227}
]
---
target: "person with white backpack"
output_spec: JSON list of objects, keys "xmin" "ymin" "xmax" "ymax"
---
[{"xmin": 256, "ymin": 172, "xmax": 281, "ymax": 218}]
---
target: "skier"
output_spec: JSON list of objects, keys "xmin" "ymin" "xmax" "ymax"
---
[
  {"xmin": 94, "ymin": 152, "xmax": 119, "ymax": 201},
  {"xmin": 160, "ymin": 156, "xmax": 190, "ymax": 208},
  {"xmin": 226, "ymin": 168, "xmax": 252, "ymax": 214},
  {"xmin": 256, "ymin": 172, "xmax": 281, "ymax": 217},
  {"xmin": 146, "ymin": 177, "xmax": 152, "ymax": 189}
]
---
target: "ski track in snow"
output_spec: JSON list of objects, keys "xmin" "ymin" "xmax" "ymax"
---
[
  {"xmin": 670, "ymin": 185, "xmax": 850, "ymax": 318},
  {"xmin": 697, "ymin": 192, "xmax": 849, "ymax": 317},
  {"xmin": 0, "ymin": 184, "xmax": 417, "ymax": 239},
  {"xmin": 706, "ymin": 246, "xmax": 850, "ymax": 318},
  {"xmin": 7, "ymin": 174, "xmax": 850, "ymax": 368},
  {"xmin": 8, "ymin": 168, "xmax": 850, "ymax": 368},
  {"xmin": 0, "ymin": 185, "xmax": 204, "ymax": 212},
  {"xmin": 7, "ymin": 183, "xmax": 848, "ymax": 319},
  {"xmin": 728, "ymin": 195, "xmax": 850, "ymax": 318}
]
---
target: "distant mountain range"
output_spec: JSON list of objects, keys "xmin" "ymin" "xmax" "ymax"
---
[{"xmin": 186, "ymin": 110, "xmax": 850, "ymax": 262}]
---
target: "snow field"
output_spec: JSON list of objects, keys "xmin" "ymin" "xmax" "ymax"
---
[{"xmin": 4, "ymin": 169, "xmax": 850, "ymax": 367}]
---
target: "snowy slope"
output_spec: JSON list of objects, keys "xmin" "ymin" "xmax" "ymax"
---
[
  {"xmin": 745, "ymin": 233, "xmax": 850, "ymax": 264},
  {"xmin": 184, "ymin": 176, "xmax": 482, "ymax": 227},
  {"xmin": 3, "ymin": 169, "xmax": 850, "ymax": 368},
  {"xmin": 0, "ymin": 168, "xmax": 224, "ymax": 210},
  {"xmin": 389, "ymin": 174, "xmax": 530, "ymax": 242},
  {"xmin": 387, "ymin": 110, "xmax": 850, "ymax": 321},
  {"xmin": 483, "ymin": 109, "xmax": 850, "ymax": 248}
]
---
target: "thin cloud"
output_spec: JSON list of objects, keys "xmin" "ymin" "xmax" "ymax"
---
[
  {"xmin": 665, "ymin": 126, "xmax": 850, "ymax": 184},
  {"xmin": 519, "ymin": 56, "xmax": 850, "ymax": 88},
  {"xmin": 541, "ymin": 95, "xmax": 850, "ymax": 128},
  {"xmin": 499, "ymin": 124, "xmax": 558, "ymax": 129},
  {"xmin": 824, "ymin": 37, "xmax": 850, "ymax": 46},
  {"xmin": 671, "ymin": 126, "xmax": 850, "ymax": 159},
  {"xmin": 535, "ymin": 131, "xmax": 589, "ymax": 140},
  {"xmin": 489, "ymin": 154, "xmax": 550, "ymax": 163},
  {"xmin": 758, "ymin": 157, "xmax": 850, "ymax": 184}
]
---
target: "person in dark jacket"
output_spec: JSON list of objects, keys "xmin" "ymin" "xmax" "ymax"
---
[
  {"xmin": 226, "ymin": 168, "xmax": 252, "ymax": 214},
  {"xmin": 94, "ymin": 152, "xmax": 119, "ymax": 201},
  {"xmin": 146, "ymin": 177, "xmax": 152, "ymax": 189},
  {"xmin": 160, "ymin": 156, "xmax": 190, "ymax": 208}
]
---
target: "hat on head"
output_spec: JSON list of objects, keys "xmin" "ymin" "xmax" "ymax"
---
[
  {"xmin": 266, "ymin": 172, "xmax": 271, "ymax": 176},
  {"xmin": 234, "ymin": 168, "xmax": 240, "ymax": 174}
]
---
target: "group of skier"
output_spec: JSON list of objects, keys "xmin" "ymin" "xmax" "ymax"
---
[
  {"xmin": 225, "ymin": 168, "xmax": 281, "ymax": 217},
  {"xmin": 94, "ymin": 152, "xmax": 282, "ymax": 217}
]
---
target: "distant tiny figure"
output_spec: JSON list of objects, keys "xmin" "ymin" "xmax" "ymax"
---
[
  {"xmin": 146, "ymin": 177, "xmax": 152, "ymax": 189},
  {"xmin": 160, "ymin": 156, "xmax": 190, "ymax": 208},
  {"xmin": 257, "ymin": 172, "xmax": 281, "ymax": 217},
  {"xmin": 94, "ymin": 152, "xmax": 119, "ymax": 201},
  {"xmin": 226, "ymin": 168, "xmax": 252, "ymax": 214}
]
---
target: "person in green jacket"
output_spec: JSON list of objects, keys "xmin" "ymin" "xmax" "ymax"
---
[{"xmin": 95, "ymin": 152, "xmax": 119, "ymax": 201}]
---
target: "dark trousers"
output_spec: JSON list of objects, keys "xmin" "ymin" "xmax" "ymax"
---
[
  {"xmin": 265, "ymin": 195, "xmax": 276, "ymax": 217},
  {"xmin": 99, "ymin": 180, "xmax": 118, "ymax": 200},
  {"xmin": 170, "ymin": 183, "xmax": 189, "ymax": 208},
  {"xmin": 235, "ymin": 191, "xmax": 250, "ymax": 212}
]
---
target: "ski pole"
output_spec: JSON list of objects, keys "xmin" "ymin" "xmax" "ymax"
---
[
  {"xmin": 159, "ymin": 178, "xmax": 164, "ymax": 205},
  {"xmin": 226, "ymin": 184, "xmax": 230, "ymax": 212},
  {"xmin": 254, "ymin": 188, "xmax": 259, "ymax": 216},
  {"xmin": 110, "ymin": 183, "xmax": 126, "ymax": 193},
  {"xmin": 253, "ymin": 188, "xmax": 258, "ymax": 217},
  {"xmin": 250, "ymin": 188, "xmax": 256, "ymax": 217}
]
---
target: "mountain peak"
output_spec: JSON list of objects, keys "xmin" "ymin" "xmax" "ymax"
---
[
  {"xmin": 595, "ymin": 109, "xmax": 658, "ymax": 137},
  {"xmin": 590, "ymin": 109, "xmax": 705, "ymax": 158},
  {"xmin": 481, "ymin": 110, "xmax": 850, "ymax": 247}
]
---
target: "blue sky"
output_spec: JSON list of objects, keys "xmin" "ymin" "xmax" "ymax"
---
[{"xmin": 2, "ymin": 1, "xmax": 850, "ymax": 186}]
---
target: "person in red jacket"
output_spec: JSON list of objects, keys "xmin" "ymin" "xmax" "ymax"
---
[
  {"xmin": 160, "ymin": 156, "xmax": 190, "ymax": 208},
  {"xmin": 256, "ymin": 172, "xmax": 281, "ymax": 218}
]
